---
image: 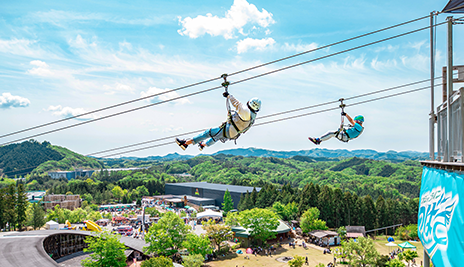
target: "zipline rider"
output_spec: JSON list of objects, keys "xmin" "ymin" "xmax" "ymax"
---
[
  {"xmin": 176, "ymin": 74, "xmax": 261, "ymax": 151},
  {"xmin": 308, "ymin": 99, "xmax": 364, "ymax": 145}
]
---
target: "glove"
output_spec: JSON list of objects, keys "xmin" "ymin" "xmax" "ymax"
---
[
  {"xmin": 341, "ymin": 112, "xmax": 346, "ymax": 116},
  {"xmin": 223, "ymin": 92, "xmax": 229, "ymax": 98}
]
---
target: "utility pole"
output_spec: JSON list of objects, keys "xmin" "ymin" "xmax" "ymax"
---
[
  {"xmin": 446, "ymin": 16, "xmax": 454, "ymax": 162},
  {"xmin": 430, "ymin": 12, "xmax": 436, "ymax": 161}
]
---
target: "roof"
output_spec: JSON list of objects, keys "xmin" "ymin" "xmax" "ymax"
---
[
  {"xmin": 166, "ymin": 182, "xmax": 261, "ymax": 193},
  {"xmin": 443, "ymin": 0, "xmax": 464, "ymax": 13},
  {"xmin": 165, "ymin": 198, "xmax": 183, "ymax": 203},
  {"xmin": 197, "ymin": 210, "xmax": 223, "ymax": 218},
  {"xmin": 346, "ymin": 226, "xmax": 366, "ymax": 234},
  {"xmin": 308, "ymin": 230, "xmax": 339, "ymax": 239},
  {"xmin": 232, "ymin": 220, "xmax": 290, "ymax": 237},
  {"xmin": 0, "ymin": 230, "xmax": 148, "ymax": 267}
]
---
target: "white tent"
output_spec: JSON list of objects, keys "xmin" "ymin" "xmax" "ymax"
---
[
  {"xmin": 197, "ymin": 210, "xmax": 223, "ymax": 219},
  {"xmin": 46, "ymin": 220, "xmax": 59, "ymax": 230}
]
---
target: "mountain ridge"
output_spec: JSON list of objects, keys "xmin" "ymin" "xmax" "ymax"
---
[{"xmin": 116, "ymin": 147, "xmax": 431, "ymax": 162}]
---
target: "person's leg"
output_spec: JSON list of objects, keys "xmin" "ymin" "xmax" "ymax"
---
[
  {"xmin": 320, "ymin": 131, "xmax": 338, "ymax": 142},
  {"xmin": 186, "ymin": 127, "xmax": 222, "ymax": 145}
]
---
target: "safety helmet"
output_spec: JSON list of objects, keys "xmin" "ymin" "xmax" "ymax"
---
[
  {"xmin": 248, "ymin": 97, "xmax": 261, "ymax": 112},
  {"xmin": 354, "ymin": 115, "xmax": 364, "ymax": 122}
]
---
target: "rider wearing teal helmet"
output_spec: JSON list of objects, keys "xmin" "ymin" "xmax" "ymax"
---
[{"xmin": 309, "ymin": 112, "xmax": 364, "ymax": 144}]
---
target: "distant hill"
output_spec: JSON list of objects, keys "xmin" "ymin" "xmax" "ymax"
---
[
  {"xmin": 211, "ymin": 148, "xmax": 431, "ymax": 162},
  {"xmin": 116, "ymin": 148, "xmax": 431, "ymax": 162},
  {"xmin": 0, "ymin": 140, "xmax": 103, "ymax": 177}
]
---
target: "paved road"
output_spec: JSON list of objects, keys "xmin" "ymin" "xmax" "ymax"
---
[
  {"xmin": 0, "ymin": 230, "xmax": 148, "ymax": 267},
  {"xmin": 0, "ymin": 235, "xmax": 58, "ymax": 267}
]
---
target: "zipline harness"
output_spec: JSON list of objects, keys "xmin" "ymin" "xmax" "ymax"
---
[
  {"xmin": 335, "ymin": 98, "xmax": 363, "ymax": 142},
  {"xmin": 209, "ymin": 74, "xmax": 256, "ymax": 144}
]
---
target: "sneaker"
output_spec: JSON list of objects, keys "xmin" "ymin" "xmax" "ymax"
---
[
  {"xmin": 198, "ymin": 142, "xmax": 206, "ymax": 151},
  {"xmin": 308, "ymin": 137, "xmax": 321, "ymax": 145},
  {"xmin": 175, "ymin": 138, "xmax": 188, "ymax": 150}
]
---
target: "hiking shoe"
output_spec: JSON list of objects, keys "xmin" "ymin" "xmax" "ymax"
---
[
  {"xmin": 175, "ymin": 138, "xmax": 188, "ymax": 150},
  {"xmin": 198, "ymin": 142, "xmax": 206, "ymax": 151},
  {"xmin": 308, "ymin": 137, "xmax": 321, "ymax": 145}
]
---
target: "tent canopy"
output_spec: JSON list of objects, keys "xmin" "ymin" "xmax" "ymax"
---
[
  {"xmin": 197, "ymin": 210, "xmax": 223, "ymax": 218},
  {"xmin": 386, "ymin": 242, "xmax": 398, "ymax": 247},
  {"xmin": 398, "ymin": 241, "xmax": 416, "ymax": 249}
]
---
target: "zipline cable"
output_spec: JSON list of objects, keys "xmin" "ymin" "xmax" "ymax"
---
[
  {"xmin": 87, "ymin": 77, "xmax": 441, "ymax": 157},
  {"xmin": 98, "ymin": 84, "xmax": 440, "ymax": 158},
  {"xmin": 0, "ymin": 14, "xmax": 434, "ymax": 140},
  {"xmin": 2, "ymin": 17, "xmax": 456, "ymax": 147},
  {"xmin": 0, "ymin": 82, "xmax": 444, "ymax": 175}
]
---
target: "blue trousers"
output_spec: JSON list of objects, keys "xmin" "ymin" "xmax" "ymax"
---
[{"xmin": 192, "ymin": 126, "xmax": 228, "ymax": 147}]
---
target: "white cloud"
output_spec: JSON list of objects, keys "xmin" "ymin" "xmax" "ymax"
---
[
  {"xmin": 282, "ymin": 42, "xmax": 318, "ymax": 52},
  {"xmin": 103, "ymin": 83, "xmax": 135, "ymax": 95},
  {"xmin": 178, "ymin": 0, "xmax": 274, "ymax": 39},
  {"xmin": 0, "ymin": 93, "xmax": 30, "ymax": 109},
  {"xmin": 140, "ymin": 87, "xmax": 190, "ymax": 105},
  {"xmin": 30, "ymin": 10, "xmax": 167, "ymax": 27},
  {"xmin": 46, "ymin": 105, "xmax": 99, "ymax": 120},
  {"xmin": 27, "ymin": 60, "xmax": 54, "ymax": 76},
  {"xmin": 236, "ymin": 37, "xmax": 275, "ymax": 54},
  {"xmin": 0, "ymin": 38, "xmax": 43, "ymax": 57}
]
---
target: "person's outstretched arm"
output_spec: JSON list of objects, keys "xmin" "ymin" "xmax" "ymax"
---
[
  {"xmin": 345, "ymin": 113, "xmax": 355, "ymax": 125},
  {"xmin": 228, "ymin": 95, "xmax": 251, "ymax": 120}
]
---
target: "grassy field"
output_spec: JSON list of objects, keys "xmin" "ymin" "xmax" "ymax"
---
[{"xmin": 205, "ymin": 236, "xmax": 423, "ymax": 267}]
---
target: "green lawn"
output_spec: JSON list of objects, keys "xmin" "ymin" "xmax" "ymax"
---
[{"xmin": 206, "ymin": 236, "xmax": 424, "ymax": 267}]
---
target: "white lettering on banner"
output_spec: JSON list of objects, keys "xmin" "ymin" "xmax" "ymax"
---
[{"xmin": 418, "ymin": 186, "xmax": 458, "ymax": 257}]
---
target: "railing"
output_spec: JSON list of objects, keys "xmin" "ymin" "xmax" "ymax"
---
[{"xmin": 437, "ymin": 87, "xmax": 464, "ymax": 162}]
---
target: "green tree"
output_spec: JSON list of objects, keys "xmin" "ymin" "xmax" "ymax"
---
[
  {"xmin": 337, "ymin": 226, "xmax": 347, "ymax": 240},
  {"xmin": 386, "ymin": 258, "xmax": 406, "ymax": 267},
  {"xmin": 238, "ymin": 208, "xmax": 279, "ymax": 244},
  {"xmin": 81, "ymin": 231, "xmax": 127, "ymax": 267},
  {"xmin": 376, "ymin": 195, "xmax": 388, "ymax": 230},
  {"xmin": 399, "ymin": 250, "xmax": 418, "ymax": 267},
  {"xmin": 112, "ymin": 186, "xmax": 124, "ymax": 202},
  {"xmin": 342, "ymin": 236, "xmax": 379, "ymax": 267},
  {"xmin": 32, "ymin": 203, "xmax": 45, "ymax": 230},
  {"xmin": 16, "ymin": 183, "xmax": 28, "ymax": 230},
  {"xmin": 288, "ymin": 255, "xmax": 305, "ymax": 267},
  {"xmin": 136, "ymin": 185, "xmax": 149, "ymax": 197},
  {"xmin": 300, "ymin": 207, "xmax": 328, "ymax": 233},
  {"xmin": 0, "ymin": 188, "xmax": 5, "ymax": 230},
  {"xmin": 222, "ymin": 189, "xmax": 234, "ymax": 213},
  {"xmin": 4, "ymin": 184, "xmax": 16, "ymax": 230},
  {"xmin": 203, "ymin": 221, "xmax": 234, "ymax": 250},
  {"xmin": 144, "ymin": 212, "xmax": 190, "ymax": 256},
  {"xmin": 182, "ymin": 254, "xmax": 204, "ymax": 267},
  {"xmin": 182, "ymin": 233, "xmax": 213, "ymax": 258},
  {"xmin": 224, "ymin": 211, "xmax": 240, "ymax": 226},
  {"xmin": 140, "ymin": 256, "xmax": 173, "ymax": 267}
]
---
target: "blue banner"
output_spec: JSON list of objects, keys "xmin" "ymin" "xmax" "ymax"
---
[{"xmin": 418, "ymin": 166, "xmax": 464, "ymax": 267}]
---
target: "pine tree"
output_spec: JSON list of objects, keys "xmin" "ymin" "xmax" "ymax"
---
[
  {"xmin": 237, "ymin": 193, "xmax": 245, "ymax": 211},
  {"xmin": 222, "ymin": 189, "xmax": 234, "ymax": 213},
  {"xmin": 250, "ymin": 187, "xmax": 258, "ymax": 207},
  {"xmin": 375, "ymin": 195, "xmax": 388, "ymax": 231},
  {"xmin": 333, "ymin": 188, "xmax": 344, "ymax": 228},
  {"xmin": 0, "ymin": 188, "xmax": 5, "ymax": 230},
  {"xmin": 317, "ymin": 185, "xmax": 334, "ymax": 227},
  {"xmin": 16, "ymin": 183, "xmax": 28, "ymax": 230},
  {"xmin": 4, "ymin": 184, "xmax": 16, "ymax": 230},
  {"xmin": 362, "ymin": 195, "xmax": 376, "ymax": 231}
]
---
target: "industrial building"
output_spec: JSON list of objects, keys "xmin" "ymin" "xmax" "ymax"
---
[
  {"xmin": 42, "ymin": 194, "xmax": 81, "ymax": 210},
  {"xmin": 165, "ymin": 182, "xmax": 261, "ymax": 209},
  {"xmin": 48, "ymin": 169, "xmax": 95, "ymax": 180}
]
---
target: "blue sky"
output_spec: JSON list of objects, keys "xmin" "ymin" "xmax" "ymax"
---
[{"xmin": 0, "ymin": 0, "xmax": 462, "ymax": 157}]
